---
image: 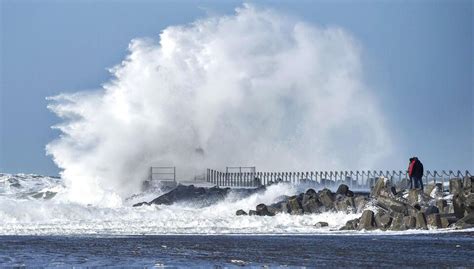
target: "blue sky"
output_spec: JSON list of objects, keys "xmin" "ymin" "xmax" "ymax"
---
[{"xmin": 1, "ymin": 0, "xmax": 472, "ymax": 175}]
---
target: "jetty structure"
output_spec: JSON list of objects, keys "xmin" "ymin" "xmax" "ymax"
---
[
  {"xmin": 133, "ymin": 165, "xmax": 474, "ymax": 231},
  {"xmin": 135, "ymin": 166, "xmax": 474, "ymax": 231},
  {"xmin": 145, "ymin": 165, "xmax": 471, "ymax": 192}
]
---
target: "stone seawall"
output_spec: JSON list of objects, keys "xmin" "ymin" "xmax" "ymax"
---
[
  {"xmin": 134, "ymin": 176, "xmax": 474, "ymax": 231},
  {"xmin": 236, "ymin": 176, "xmax": 474, "ymax": 231}
]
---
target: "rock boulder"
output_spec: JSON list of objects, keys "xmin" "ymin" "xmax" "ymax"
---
[
  {"xmin": 288, "ymin": 196, "xmax": 303, "ymax": 215},
  {"xmin": 403, "ymin": 216, "xmax": 416, "ymax": 229},
  {"xmin": 416, "ymin": 212, "xmax": 428, "ymax": 230},
  {"xmin": 336, "ymin": 184, "xmax": 349, "ymax": 196},
  {"xmin": 376, "ymin": 195, "xmax": 409, "ymax": 215},
  {"xmin": 389, "ymin": 213, "xmax": 406, "ymax": 231},
  {"xmin": 449, "ymin": 178, "xmax": 463, "ymax": 196},
  {"xmin": 314, "ymin": 222, "xmax": 329, "ymax": 228},
  {"xmin": 426, "ymin": 213, "xmax": 442, "ymax": 228},
  {"xmin": 375, "ymin": 212, "xmax": 392, "ymax": 229},
  {"xmin": 236, "ymin": 209, "xmax": 247, "ymax": 216},
  {"xmin": 340, "ymin": 218, "xmax": 359, "ymax": 230},
  {"xmin": 358, "ymin": 210, "xmax": 376, "ymax": 230},
  {"xmin": 318, "ymin": 189, "xmax": 335, "ymax": 209},
  {"xmin": 256, "ymin": 203, "xmax": 275, "ymax": 216}
]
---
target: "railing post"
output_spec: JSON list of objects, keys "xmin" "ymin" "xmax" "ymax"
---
[{"xmin": 324, "ymin": 172, "xmax": 328, "ymax": 188}]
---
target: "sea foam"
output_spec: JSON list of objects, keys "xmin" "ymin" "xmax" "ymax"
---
[{"xmin": 1, "ymin": 174, "xmax": 471, "ymax": 236}]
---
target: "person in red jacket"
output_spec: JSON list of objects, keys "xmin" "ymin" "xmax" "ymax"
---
[{"xmin": 408, "ymin": 157, "xmax": 424, "ymax": 190}]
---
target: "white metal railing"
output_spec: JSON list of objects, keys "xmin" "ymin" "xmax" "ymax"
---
[{"xmin": 206, "ymin": 169, "xmax": 472, "ymax": 190}]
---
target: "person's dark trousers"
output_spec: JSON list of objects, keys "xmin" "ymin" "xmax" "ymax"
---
[
  {"xmin": 413, "ymin": 176, "xmax": 423, "ymax": 191},
  {"xmin": 410, "ymin": 176, "xmax": 414, "ymax": 189},
  {"xmin": 417, "ymin": 177, "xmax": 424, "ymax": 191}
]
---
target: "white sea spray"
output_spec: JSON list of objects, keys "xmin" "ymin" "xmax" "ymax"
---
[{"xmin": 45, "ymin": 4, "xmax": 393, "ymax": 205}]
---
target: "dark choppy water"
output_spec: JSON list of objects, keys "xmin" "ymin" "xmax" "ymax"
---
[{"xmin": 1, "ymin": 233, "xmax": 473, "ymax": 268}]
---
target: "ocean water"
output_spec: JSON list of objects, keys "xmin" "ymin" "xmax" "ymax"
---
[
  {"xmin": 1, "ymin": 174, "xmax": 474, "ymax": 267},
  {"xmin": 1, "ymin": 233, "xmax": 474, "ymax": 267},
  {"xmin": 0, "ymin": 174, "xmax": 365, "ymax": 236}
]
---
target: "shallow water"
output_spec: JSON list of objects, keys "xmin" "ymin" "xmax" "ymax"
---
[{"xmin": 1, "ymin": 233, "xmax": 473, "ymax": 268}]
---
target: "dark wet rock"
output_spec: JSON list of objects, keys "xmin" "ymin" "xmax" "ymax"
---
[
  {"xmin": 147, "ymin": 185, "xmax": 215, "ymax": 206},
  {"xmin": 403, "ymin": 216, "xmax": 416, "ymax": 229},
  {"xmin": 408, "ymin": 203, "xmax": 421, "ymax": 218},
  {"xmin": 133, "ymin": 182, "xmax": 474, "ymax": 232},
  {"xmin": 318, "ymin": 188, "xmax": 335, "ymax": 209},
  {"xmin": 375, "ymin": 212, "xmax": 392, "ymax": 229},
  {"xmin": 335, "ymin": 196, "xmax": 356, "ymax": 213},
  {"xmin": 449, "ymin": 178, "xmax": 463, "ymax": 196},
  {"xmin": 433, "ymin": 183, "xmax": 444, "ymax": 198},
  {"xmin": 440, "ymin": 217, "xmax": 450, "ymax": 228},
  {"xmin": 436, "ymin": 199, "xmax": 448, "ymax": 214},
  {"xmin": 256, "ymin": 204, "xmax": 275, "ymax": 216},
  {"xmin": 236, "ymin": 209, "xmax": 247, "ymax": 216},
  {"xmin": 266, "ymin": 206, "xmax": 282, "ymax": 215},
  {"xmin": 426, "ymin": 183, "xmax": 443, "ymax": 199},
  {"xmin": 407, "ymin": 189, "xmax": 423, "ymax": 205},
  {"xmin": 302, "ymin": 197, "xmax": 321, "ymax": 214},
  {"xmin": 271, "ymin": 201, "xmax": 290, "ymax": 214},
  {"xmin": 132, "ymin": 202, "xmax": 149, "ymax": 207},
  {"xmin": 336, "ymin": 184, "xmax": 349, "ymax": 196},
  {"xmin": 426, "ymin": 213, "xmax": 442, "ymax": 228},
  {"xmin": 463, "ymin": 176, "xmax": 473, "ymax": 194},
  {"xmin": 390, "ymin": 213, "xmax": 407, "ymax": 231},
  {"xmin": 465, "ymin": 194, "xmax": 474, "ymax": 215},
  {"xmin": 281, "ymin": 202, "xmax": 290, "ymax": 213},
  {"xmin": 371, "ymin": 178, "xmax": 386, "ymax": 198},
  {"xmin": 424, "ymin": 183, "xmax": 436, "ymax": 197},
  {"xmin": 376, "ymin": 195, "xmax": 409, "ymax": 215},
  {"xmin": 358, "ymin": 210, "xmax": 375, "ymax": 230},
  {"xmin": 305, "ymin": 188, "xmax": 317, "ymax": 198},
  {"xmin": 416, "ymin": 212, "xmax": 428, "ymax": 230},
  {"xmin": 424, "ymin": 205, "xmax": 440, "ymax": 216},
  {"xmin": 354, "ymin": 196, "xmax": 368, "ymax": 213},
  {"xmin": 340, "ymin": 218, "xmax": 359, "ymax": 230},
  {"xmin": 344, "ymin": 196, "xmax": 356, "ymax": 212},
  {"xmin": 248, "ymin": 185, "xmax": 367, "ymax": 216},
  {"xmin": 389, "ymin": 186, "xmax": 398, "ymax": 196},
  {"xmin": 453, "ymin": 194, "xmax": 465, "ymax": 219},
  {"xmin": 454, "ymin": 213, "xmax": 474, "ymax": 229},
  {"xmin": 439, "ymin": 213, "xmax": 459, "ymax": 225},
  {"xmin": 135, "ymin": 184, "xmax": 265, "ymax": 207},
  {"xmin": 288, "ymin": 196, "xmax": 303, "ymax": 215},
  {"xmin": 314, "ymin": 222, "xmax": 329, "ymax": 228},
  {"xmin": 447, "ymin": 204, "xmax": 454, "ymax": 214},
  {"xmin": 302, "ymin": 189, "xmax": 321, "ymax": 213}
]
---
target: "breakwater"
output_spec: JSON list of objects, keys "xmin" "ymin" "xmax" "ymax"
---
[
  {"xmin": 136, "ymin": 176, "xmax": 474, "ymax": 231},
  {"xmin": 235, "ymin": 176, "xmax": 474, "ymax": 231}
]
